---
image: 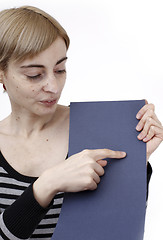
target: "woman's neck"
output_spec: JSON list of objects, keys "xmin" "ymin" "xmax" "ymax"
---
[{"xmin": 5, "ymin": 106, "xmax": 60, "ymax": 138}]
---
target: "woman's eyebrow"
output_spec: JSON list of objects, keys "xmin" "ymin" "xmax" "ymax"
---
[
  {"xmin": 56, "ymin": 56, "xmax": 68, "ymax": 65},
  {"xmin": 20, "ymin": 64, "xmax": 44, "ymax": 68},
  {"xmin": 20, "ymin": 57, "xmax": 68, "ymax": 69}
]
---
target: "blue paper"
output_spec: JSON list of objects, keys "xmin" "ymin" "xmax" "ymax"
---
[{"xmin": 52, "ymin": 100, "xmax": 146, "ymax": 240}]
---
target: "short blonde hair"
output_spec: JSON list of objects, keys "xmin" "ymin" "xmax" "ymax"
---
[{"xmin": 0, "ymin": 5, "xmax": 70, "ymax": 70}]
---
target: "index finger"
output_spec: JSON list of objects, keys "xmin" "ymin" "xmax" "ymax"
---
[{"xmin": 85, "ymin": 148, "xmax": 126, "ymax": 161}]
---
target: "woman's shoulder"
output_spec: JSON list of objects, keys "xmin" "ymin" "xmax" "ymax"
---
[
  {"xmin": 0, "ymin": 116, "xmax": 10, "ymax": 132},
  {"xmin": 57, "ymin": 104, "xmax": 70, "ymax": 110},
  {"xmin": 0, "ymin": 116, "xmax": 11, "ymax": 150},
  {"xmin": 56, "ymin": 104, "xmax": 70, "ymax": 120},
  {"xmin": 0, "ymin": 121, "xmax": 4, "ymax": 151}
]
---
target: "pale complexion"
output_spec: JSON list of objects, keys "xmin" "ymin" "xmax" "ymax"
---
[
  {"xmin": 2, "ymin": 37, "xmax": 68, "ymax": 131},
  {"xmin": 0, "ymin": 38, "xmax": 163, "ymax": 208},
  {"xmin": 0, "ymin": 37, "xmax": 70, "ymax": 177}
]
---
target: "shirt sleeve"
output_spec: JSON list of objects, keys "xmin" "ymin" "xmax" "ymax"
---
[
  {"xmin": 0, "ymin": 183, "xmax": 52, "ymax": 240},
  {"xmin": 146, "ymin": 161, "xmax": 152, "ymax": 201}
]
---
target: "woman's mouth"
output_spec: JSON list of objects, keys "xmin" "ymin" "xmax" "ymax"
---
[{"xmin": 40, "ymin": 99, "xmax": 57, "ymax": 107}]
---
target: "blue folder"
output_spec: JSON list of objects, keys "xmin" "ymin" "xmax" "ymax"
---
[{"xmin": 52, "ymin": 100, "xmax": 146, "ymax": 240}]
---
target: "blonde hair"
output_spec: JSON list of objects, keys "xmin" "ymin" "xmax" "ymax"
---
[{"xmin": 0, "ymin": 6, "xmax": 70, "ymax": 70}]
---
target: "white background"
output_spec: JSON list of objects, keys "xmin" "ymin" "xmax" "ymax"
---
[{"xmin": 0, "ymin": 0, "xmax": 163, "ymax": 239}]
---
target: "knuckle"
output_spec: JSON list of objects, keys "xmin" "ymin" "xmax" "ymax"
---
[
  {"xmin": 141, "ymin": 129, "xmax": 146, "ymax": 135},
  {"xmin": 98, "ymin": 148, "xmax": 107, "ymax": 157},
  {"xmin": 82, "ymin": 149, "xmax": 90, "ymax": 155},
  {"xmin": 86, "ymin": 177, "xmax": 93, "ymax": 187},
  {"xmin": 149, "ymin": 103, "xmax": 155, "ymax": 110},
  {"xmin": 150, "ymin": 125, "xmax": 155, "ymax": 132},
  {"xmin": 146, "ymin": 116, "xmax": 152, "ymax": 123},
  {"xmin": 110, "ymin": 150, "xmax": 117, "ymax": 157},
  {"xmin": 149, "ymin": 109, "xmax": 154, "ymax": 115},
  {"xmin": 87, "ymin": 158, "xmax": 95, "ymax": 166},
  {"xmin": 148, "ymin": 129, "xmax": 153, "ymax": 136},
  {"xmin": 110, "ymin": 151, "xmax": 118, "ymax": 158},
  {"xmin": 88, "ymin": 168, "xmax": 94, "ymax": 176},
  {"xmin": 105, "ymin": 149, "xmax": 121, "ymax": 159},
  {"xmin": 141, "ymin": 118, "xmax": 145, "ymax": 124},
  {"xmin": 104, "ymin": 148, "xmax": 111, "ymax": 155}
]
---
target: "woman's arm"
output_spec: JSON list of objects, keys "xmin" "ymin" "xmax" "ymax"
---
[
  {"xmin": 33, "ymin": 149, "xmax": 126, "ymax": 208},
  {"xmin": 0, "ymin": 183, "xmax": 51, "ymax": 239},
  {"xmin": 0, "ymin": 149, "xmax": 125, "ymax": 239}
]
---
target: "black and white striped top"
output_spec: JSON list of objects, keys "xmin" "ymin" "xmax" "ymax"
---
[
  {"xmin": 0, "ymin": 149, "xmax": 153, "ymax": 240},
  {"xmin": 0, "ymin": 151, "xmax": 65, "ymax": 240}
]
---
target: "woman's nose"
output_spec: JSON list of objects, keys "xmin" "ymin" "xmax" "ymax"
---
[{"xmin": 42, "ymin": 75, "xmax": 59, "ymax": 93}]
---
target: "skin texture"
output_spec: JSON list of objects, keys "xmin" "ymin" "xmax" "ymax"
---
[
  {"xmin": 0, "ymin": 38, "xmax": 163, "ymax": 208},
  {"xmin": 1, "ymin": 38, "xmax": 67, "ymax": 119}
]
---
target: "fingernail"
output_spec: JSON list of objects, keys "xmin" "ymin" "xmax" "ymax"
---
[
  {"xmin": 136, "ymin": 125, "xmax": 141, "ymax": 131},
  {"xmin": 138, "ymin": 133, "xmax": 143, "ymax": 139},
  {"xmin": 121, "ymin": 152, "xmax": 126, "ymax": 157},
  {"xmin": 143, "ymin": 137, "xmax": 147, "ymax": 142},
  {"xmin": 136, "ymin": 113, "xmax": 141, "ymax": 119}
]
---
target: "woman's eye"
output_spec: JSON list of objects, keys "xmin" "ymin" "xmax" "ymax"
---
[
  {"xmin": 26, "ymin": 74, "xmax": 42, "ymax": 80},
  {"xmin": 55, "ymin": 69, "xmax": 66, "ymax": 74}
]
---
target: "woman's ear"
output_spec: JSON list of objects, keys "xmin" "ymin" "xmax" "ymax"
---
[
  {"xmin": 0, "ymin": 70, "xmax": 4, "ymax": 84},
  {"xmin": 0, "ymin": 70, "xmax": 7, "ymax": 92}
]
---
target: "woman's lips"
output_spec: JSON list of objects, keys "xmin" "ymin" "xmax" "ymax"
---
[{"xmin": 40, "ymin": 99, "xmax": 57, "ymax": 107}]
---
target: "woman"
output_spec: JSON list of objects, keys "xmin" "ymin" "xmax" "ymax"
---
[{"xmin": 0, "ymin": 5, "xmax": 162, "ymax": 240}]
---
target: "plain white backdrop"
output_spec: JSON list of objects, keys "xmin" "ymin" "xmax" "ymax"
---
[{"xmin": 0, "ymin": 1, "xmax": 163, "ymax": 239}]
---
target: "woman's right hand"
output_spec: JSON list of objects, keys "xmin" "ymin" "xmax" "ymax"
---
[
  {"xmin": 33, "ymin": 149, "xmax": 126, "ymax": 208},
  {"xmin": 52, "ymin": 149, "xmax": 126, "ymax": 192}
]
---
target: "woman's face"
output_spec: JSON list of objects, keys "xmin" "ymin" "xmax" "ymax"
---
[{"xmin": 2, "ymin": 37, "xmax": 67, "ymax": 116}]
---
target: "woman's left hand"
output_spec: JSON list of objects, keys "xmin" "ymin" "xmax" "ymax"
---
[{"xmin": 136, "ymin": 100, "xmax": 163, "ymax": 161}]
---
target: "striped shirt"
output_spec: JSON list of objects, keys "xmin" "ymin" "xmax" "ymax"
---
[
  {"xmin": 0, "ymin": 151, "xmax": 66, "ymax": 240},
  {"xmin": 0, "ymin": 150, "xmax": 153, "ymax": 240}
]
